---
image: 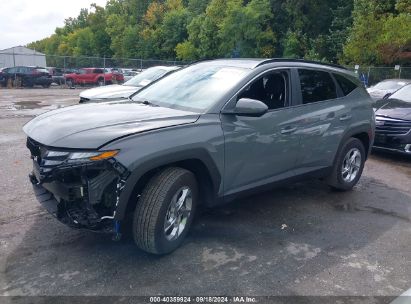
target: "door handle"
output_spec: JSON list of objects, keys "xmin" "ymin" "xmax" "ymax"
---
[
  {"xmin": 339, "ymin": 114, "xmax": 352, "ymax": 122},
  {"xmin": 326, "ymin": 112, "xmax": 335, "ymax": 119},
  {"xmin": 281, "ymin": 126, "xmax": 297, "ymax": 135}
]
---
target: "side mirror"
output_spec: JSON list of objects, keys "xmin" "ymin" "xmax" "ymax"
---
[
  {"xmin": 223, "ymin": 98, "xmax": 268, "ymax": 117},
  {"xmin": 383, "ymin": 93, "xmax": 392, "ymax": 99}
]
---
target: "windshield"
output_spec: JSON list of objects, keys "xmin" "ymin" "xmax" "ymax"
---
[
  {"xmin": 390, "ymin": 85, "xmax": 411, "ymax": 103},
  {"xmin": 35, "ymin": 68, "xmax": 49, "ymax": 73},
  {"xmin": 373, "ymin": 80, "xmax": 407, "ymax": 90},
  {"xmin": 132, "ymin": 64, "xmax": 250, "ymax": 112},
  {"xmin": 124, "ymin": 67, "xmax": 169, "ymax": 87}
]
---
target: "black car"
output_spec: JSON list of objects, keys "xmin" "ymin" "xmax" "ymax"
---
[
  {"xmin": 374, "ymin": 84, "xmax": 411, "ymax": 154},
  {"xmin": 1, "ymin": 66, "xmax": 53, "ymax": 88},
  {"xmin": 0, "ymin": 68, "xmax": 6, "ymax": 86},
  {"xmin": 47, "ymin": 67, "xmax": 65, "ymax": 85}
]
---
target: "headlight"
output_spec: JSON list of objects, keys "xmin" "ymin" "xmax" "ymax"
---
[{"xmin": 67, "ymin": 150, "xmax": 119, "ymax": 162}]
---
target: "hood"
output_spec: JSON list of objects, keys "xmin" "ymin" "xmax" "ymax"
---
[
  {"xmin": 79, "ymin": 85, "xmax": 142, "ymax": 100},
  {"xmin": 374, "ymin": 98, "xmax": 411, "ymax": 120},
  {"xmin": 23, "ymin": 101, "xmax": 200, "ymax": 149},
  {"xmin": 367, "ymin": 88, "xmax": 393, "ymax": 100}
]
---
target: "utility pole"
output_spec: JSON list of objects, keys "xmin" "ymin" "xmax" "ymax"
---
[
  {"xmin": 103, "ymin": 55, "xmax": 106, "ymax": 85},
  {"xmin": 12, "ymin": 48, "xmax": 16, "ymax": 67}
]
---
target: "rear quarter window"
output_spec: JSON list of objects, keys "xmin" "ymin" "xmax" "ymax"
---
[{"xmin": 333, "ymin": 73, "xmax": 358, "ymax": 96}]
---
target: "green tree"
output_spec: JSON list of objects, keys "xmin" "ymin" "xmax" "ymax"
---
[{"xmin": 218, "ymin": 0, "xmax": 276, "ymax": 58}]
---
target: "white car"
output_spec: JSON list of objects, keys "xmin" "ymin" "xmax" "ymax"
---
[
  {"xmin": 79, "ymin": 66, "xmax": 180, "ymax": 103},
  {"xmin": 367, "ymin": 79, "xmax": 410, "ymax": 100}
]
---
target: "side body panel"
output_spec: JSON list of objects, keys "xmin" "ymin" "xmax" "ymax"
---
[
  {"xmin": 292, "ymin": 71, "xmax": 374, "ymax": 173},
  {"xmin": 221, "ymin": 108, "xmax": 300, "ymax": 195}
]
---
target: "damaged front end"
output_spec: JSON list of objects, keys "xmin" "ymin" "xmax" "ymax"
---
[{"xmin": 26, "ymin": 137, "xmax": 130, "ymax": 234}]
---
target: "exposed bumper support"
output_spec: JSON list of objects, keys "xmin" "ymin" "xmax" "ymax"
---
[{"xmin": 29, "ymin": 158, "xmax": 130, "ymax": 233}]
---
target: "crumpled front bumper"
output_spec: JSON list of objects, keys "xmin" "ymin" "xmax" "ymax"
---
[{"xmin": 27, "ymin": 138, "xmax": 130, "ymax": 232}]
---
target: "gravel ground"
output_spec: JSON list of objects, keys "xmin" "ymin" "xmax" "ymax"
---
[{"xmin": 0, "ymin": 88, "xmax": 410, "ymax": 300}]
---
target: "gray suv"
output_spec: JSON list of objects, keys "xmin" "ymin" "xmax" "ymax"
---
[{"xmin": 23, "ymin": 59, "xmax": 375, "ymax": 254}]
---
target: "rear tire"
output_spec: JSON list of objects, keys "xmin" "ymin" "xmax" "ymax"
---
[
  {"xmin": 327, "ymin": 138, "xmax": 366, "ymax": 191},
  {"xmin": 132, "ymin": 167, "xmax": 198, "ymax": 255},
  {"xmin": 97, "ymin": 78, "xmax": 105, "ymax": 86}
]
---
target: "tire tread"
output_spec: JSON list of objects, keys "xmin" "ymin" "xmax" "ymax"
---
[{"xmin": 133, "ymin": 167, "xmax": 190, "ymax": 254}]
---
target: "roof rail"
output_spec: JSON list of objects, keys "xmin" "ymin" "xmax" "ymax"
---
[{"xmin": 255, "ymin": 58, "xmax": 347, "ymax": 70}]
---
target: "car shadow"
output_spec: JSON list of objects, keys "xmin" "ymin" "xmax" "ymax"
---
[{"xmin": 2, "ymin": 176, "xmax": 411, "ymax": 297}]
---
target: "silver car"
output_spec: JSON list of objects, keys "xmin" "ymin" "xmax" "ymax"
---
[
  {"xmin": 79, "ymin": 66, "xmax": 180, "ymax": 103},
  {"xmin": 367, "ymin": 79, "xmax": 410, "ymax": 100},
  {"xmin": 23, "ymin": 59, "xmax": 375, "ymax": 254}
]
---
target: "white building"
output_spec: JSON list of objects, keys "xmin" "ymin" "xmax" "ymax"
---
[{"xmin": 0, "ymin": 46, "xmax": 46, "ymax": 68}]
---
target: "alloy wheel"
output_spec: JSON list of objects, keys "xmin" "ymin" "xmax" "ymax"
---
[
  {"xmin": 341, "ymin": 148, "xmax": 362, "ymax": 183},
  {"xmin": 164, "ymin": 187, "xmax": 192, "ymax": 241}
]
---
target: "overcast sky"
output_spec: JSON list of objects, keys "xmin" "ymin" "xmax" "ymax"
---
[{"xmin": 0, "ymin": 0, "xmax": 108, "ymax": 50}]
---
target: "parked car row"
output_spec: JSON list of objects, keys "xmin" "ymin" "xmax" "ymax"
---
[
  {"xmin": 0, "ymin": 65, "xmax": 179, "ymax": 88},
  {"xmin": 0, "ymin": 66, "xmax": 53, "ymax": 87},
  {"xmin": 79, "ymin": 66, "xmax": 180, "ymax": 102}
]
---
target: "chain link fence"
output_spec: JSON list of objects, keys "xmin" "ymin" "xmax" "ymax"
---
[
  {"xmin": 0, "ymin": 52, "xmax": 191, "ymax": 88},
  {"xmin": 0, "ymin": 51, "xmax": 410, "ymax": 88},
  {"xmin": 351, "ymin": 66, "xmax": 411, "ymax": 87},
  {"xmin": 0, "ymin": 52, "xmax": 189, "ymax": 70}
]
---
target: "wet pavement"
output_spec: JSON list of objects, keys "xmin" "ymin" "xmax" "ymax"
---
[
  {"xmin": 0, "ymin": 88, "xmax": 81, "ymax": 118},
  {"xmin": 0, "ymin": 88, "xmax": 410, "ymax": 298}
]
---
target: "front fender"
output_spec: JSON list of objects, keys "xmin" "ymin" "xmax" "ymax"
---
[
  {"xmin": 114, "ymin": 148, "xmax": 222, "ymax": 220},
  {"xmin": 102, "ymin": 116, "xmax": 225, "ymax": 220}
]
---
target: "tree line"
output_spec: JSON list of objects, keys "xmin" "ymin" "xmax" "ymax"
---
[{"xmin": 27, "ymin": 0, "xmax": 411, "ymax": 66}]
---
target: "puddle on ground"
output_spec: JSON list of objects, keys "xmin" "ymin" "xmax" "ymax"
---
[
  {"xmin": 333, "ymin": 203, "xmax": 362, "ymax": 212},
  {"xmin": 364, "ymin": 206, "xmax": 411, "ymax": 223},
  {"xmin": 12, "ymin": 101, "xmax": 43, "ymax": 110},
  {"xmin": 0, "ymin": 101, "xmax": 63, "ymax": 117},
  {"xmin": 333, "ymin": 203, "xmax": 411, "ymax": 222}
]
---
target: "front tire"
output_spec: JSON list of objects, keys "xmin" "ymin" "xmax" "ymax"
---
[
  {"xmin": 327, "ymin": 138, "xmax": 366, "ymax": 191},
  {"xmin": 132, "ymin": 167, "xmax": 198, "ymax": 254}
]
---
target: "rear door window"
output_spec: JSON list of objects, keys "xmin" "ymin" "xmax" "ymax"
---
[{"xmin": 298, "ymin": 69, "xmax": 337, "ymax": 104}]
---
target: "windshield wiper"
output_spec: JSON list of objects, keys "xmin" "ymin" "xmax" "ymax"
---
[{"xmin": 131, "ymin": 99, "xmax": 159, "ymax": 107}]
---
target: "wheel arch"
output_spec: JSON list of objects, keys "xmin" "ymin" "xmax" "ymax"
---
[
  {"xmin": 336, "ymin": 124, "xmax": 373, "ymax": 163},
  {"xmin": 115, "ymin": 152, "xmax": 221, "ymax": 221},
  {"xmin": 352, "ymin": 132, "xmax": 370, "ymax": 157}
]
